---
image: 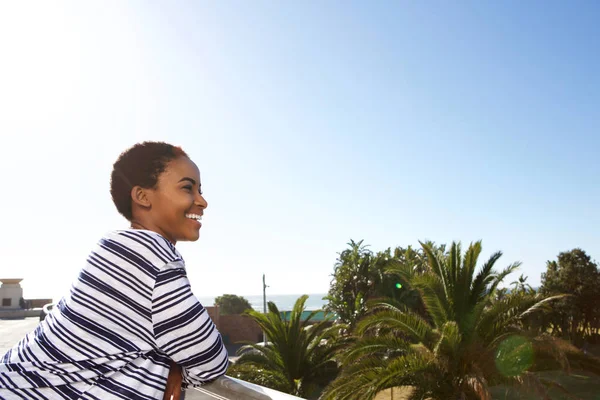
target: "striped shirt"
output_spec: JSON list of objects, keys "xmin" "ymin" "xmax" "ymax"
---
[{"xmin": 0, "ymin": 229, "xmax": 229, "ymax": 400}]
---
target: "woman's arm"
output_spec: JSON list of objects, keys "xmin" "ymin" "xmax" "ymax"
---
[
  {"xmin": 163, "ymin": 361, "xmax": 182, "ymax": 400},
  {"xmin": 152, "ymin": 263, "xmax": 229, "ymax": 387}
]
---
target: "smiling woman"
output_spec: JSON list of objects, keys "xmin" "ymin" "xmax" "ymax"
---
[
  {"xmin": 0, "ymin": 142, "xmax": 228, "ymax": 400},
  {"xmin": 111, "ymin": 143, "xmax": 208, "ymax": 243}
]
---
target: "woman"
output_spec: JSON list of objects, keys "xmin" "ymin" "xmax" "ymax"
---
[{"xmin": 0, "ymin": 142, "xmax": 228, "ymax": 399}]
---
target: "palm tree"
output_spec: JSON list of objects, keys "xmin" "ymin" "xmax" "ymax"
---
[
  {"xmin": 511, "ymin": 274, "xmax": 534, "ymax": 295},
  {"xmin": 230, "ymin": 295, "xmax": 346, "ymax": 398},
  {"xmin": 322, "ymin": 241, "xmax": 586, "ymax": 400}
]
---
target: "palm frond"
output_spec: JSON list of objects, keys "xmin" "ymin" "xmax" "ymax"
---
[
  {"xmin": 488, "ymin": 262, "xmax": 522, "ymax": 295},
  {"xmin": 461, "ymin": 241, "xmax": 482, "ymax": 294},
  {"xmin": 462, "ymin": 374, "xmax": 492, "ymax": 400},
  {"xmin": 434, "ymin": 321, "xmax": 461, "ymax": 359},
  {"xmin": 478, "ymin": 295, "xmax": 539, "ymax": 343},
  {"xmin": 371, "ymin": 352, "xmax": 436, "ymax": 396},
  {"xmin": 448, "ymin": 241, "xmax": 461, "ymax": 288},
  {"xmin": 480, "ymin": 294, "xmax": 565, "ymax": 346},
  {"xmin": 236, "ymin": 344, "xmax": 284, "ymax": 371},
  {"xmin": 289, "ymin": 295, "xmax": 310, "ymax": 335},
  {"xmin": 364, "ymin": 297, "xmax": 408, "ymax": 313},
  {"xmin": 267, "ymin": 300, "xmax": 281, "ymax": 315},
  {"xmin": 322, "ymin": 357, "xmax": 387, "ymax": 400},
  {"xmin": 519, "ymin": 294, "xmax": 567, "ymax": 319},
  {"xmin": 470, "ymin": 251, "xmax": 503, "ymax": 304},
  {"xmin": 384, "ymin": 259, "xmax": 415, "ymax": 282},
  {"xmin": 342, "ymin": 334, "xmax": 411, "ymax": 364},
  {"xmin": 420, "ymin": 241, "xmax": 450, "ymax": 299},
  {"xmin": 412, "ymin": 273, "xmax": 452, "ymax": 328},
  {"xmin": 450, "ymin": 242, "xmax": 484, "ymax": 333},
  {"xmin": 356, "ymin": 309, "xmax": 435, "ymax": 346}
]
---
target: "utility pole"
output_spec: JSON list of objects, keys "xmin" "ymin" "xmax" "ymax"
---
[{"xmin": 262, "ymin": 274, "xmax": 268, "ymax": 343}]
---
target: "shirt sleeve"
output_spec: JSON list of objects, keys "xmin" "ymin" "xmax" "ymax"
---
[{"xmin": 152, "ymin": 262, "xmax": 229, "ymax": 386}]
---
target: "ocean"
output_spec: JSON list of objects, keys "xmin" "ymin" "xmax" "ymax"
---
[{"xmin": 196, "ymin": 293, "xmax": 328, "ymax": 312}]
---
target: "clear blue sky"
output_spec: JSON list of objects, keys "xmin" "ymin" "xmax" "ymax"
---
[{"xmin": 0, "ymin": 1, "xmax": 598, "ymax": 300}]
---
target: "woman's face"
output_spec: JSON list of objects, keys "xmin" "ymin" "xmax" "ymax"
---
[{"xmin": 144, "ymin": 156, "xmax": 207, "ymax": 243}]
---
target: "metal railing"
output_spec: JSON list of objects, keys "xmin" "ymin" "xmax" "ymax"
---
[{"xmin": 186, "ymin": 376, "xmax": 304, "ymax": 400}]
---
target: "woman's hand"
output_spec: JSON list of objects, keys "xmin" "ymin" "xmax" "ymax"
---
[{"xmin": 163, "ymin": 360, "xmax": 183, "ymax": 400}]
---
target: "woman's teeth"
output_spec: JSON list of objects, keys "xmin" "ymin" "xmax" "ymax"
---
[{"xmin": 185, "ymin": 213, "xmax": 203, "ymax": 221}]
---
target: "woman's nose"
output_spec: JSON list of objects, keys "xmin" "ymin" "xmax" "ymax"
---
[{"xmin": 196, "ymin": 193, "xmax": 208, "ymax": 209}]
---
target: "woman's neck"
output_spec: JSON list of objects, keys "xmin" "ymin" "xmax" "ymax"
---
[
  {"xmin": 129, "ymin": 220, "xmax": 177, "ymax": 245},
  {"xmin": 130, "ymin": 220, "xmax": 150, "ymax": 231}
]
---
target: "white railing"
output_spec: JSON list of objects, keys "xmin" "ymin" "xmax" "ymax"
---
[{"xmin": 187, "ymin": 376, "xmax": 304, "ymax": 400}]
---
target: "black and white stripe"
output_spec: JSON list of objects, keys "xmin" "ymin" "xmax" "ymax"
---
[{"xmin": 0, "ymin": 229, "xmax": 228, "ymax": 399}]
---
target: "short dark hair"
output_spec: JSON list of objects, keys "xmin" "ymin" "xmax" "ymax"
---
[{"xmin": 110, "ymin": 141, "xmax": 188, "ymax": 221}]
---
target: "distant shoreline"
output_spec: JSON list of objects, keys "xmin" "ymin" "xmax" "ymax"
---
[{"xmin": 197, "ymin": 293, "xmax": 328, "ymax": 311}]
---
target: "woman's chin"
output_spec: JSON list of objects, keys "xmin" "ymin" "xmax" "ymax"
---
[
  {"xmin": 182, "ymin": 230, "xmax": 201, "ymax": 242},
  {"xmin": 173, "ymin": 221, "xmax": 202, "ymax": 242}
]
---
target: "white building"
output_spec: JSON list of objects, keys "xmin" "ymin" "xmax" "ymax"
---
[{"xmin": 0, "ymin": 279, "xmax": 24, "ymax": 309}]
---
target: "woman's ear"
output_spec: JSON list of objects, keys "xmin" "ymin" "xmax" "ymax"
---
[{"xmin": 131, "ymin": 186, "xmax": 152, "ymax": 209}]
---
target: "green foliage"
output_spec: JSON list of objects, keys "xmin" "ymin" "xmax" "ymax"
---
[
  {"xmin": 324, "ymin": 240, "xmax": 431, "ymax": 327},
  {"xmin": 214, "ymin": 294, "xmax": 253, "ymax": 315},
  {"xmin": 323, "ymin": 240, "xmax": 379, "ymax": 328},
  {"xmin": 495, "ymin": 335, "xmax": 534, "ymax": 377},
  {"xmin": 540, "ymin": 249, "xmax": 600, "ymax": 343},
  {"xmin": 323, "ymin": 241, "xmax": 590, "ymax": 400},
  {"xmin": 232, "ymin": 295, "xmax": 348, "ymax": 398},
  {"xmin": 510, "ymin": 274, "xmax": 535, "ymax": 296},
  {"xmin": 226, "ymin": 363, "xmax": 291, "ymax": 393}
]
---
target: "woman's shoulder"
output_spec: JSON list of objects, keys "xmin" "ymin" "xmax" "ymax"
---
[{"xmin": 98, "ymin": 229, "xmax": 184, "ymax": 268}]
